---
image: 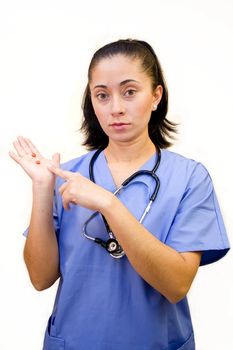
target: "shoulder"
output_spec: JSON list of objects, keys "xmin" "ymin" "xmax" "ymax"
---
[
  {"xmin": 161, "ymin": 149, "xmax": 210, "ymax": 179},
  {"xmin": 160, "ymin": 149, "xmax": 214, "ymax": 195}
]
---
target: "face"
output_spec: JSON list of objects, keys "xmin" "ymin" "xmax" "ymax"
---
[{"xmin": 89, "ymin": 54, "xmax": 162, "ymax": 145}]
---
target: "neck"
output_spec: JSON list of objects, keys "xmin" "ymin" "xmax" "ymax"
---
[{"xmin": 105, "ymin": 137, "xmax": 156, "ymax": 163}]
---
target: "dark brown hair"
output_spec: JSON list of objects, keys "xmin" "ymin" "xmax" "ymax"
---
[{"xmin": 81, "ymin": 39, "xmax": 177, "ymax": 150}]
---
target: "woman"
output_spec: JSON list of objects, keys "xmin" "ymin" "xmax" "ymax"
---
[{"xmin": 10, "ymin": 39, "xmax": 229, "ymax": 350}]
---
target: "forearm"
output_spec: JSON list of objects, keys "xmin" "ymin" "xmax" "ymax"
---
[
  {"xmin": 24, "ymin": 184, "xmax": 60, "ymax": 291},
  {"xmin": 101, "ymin": 195, "xmax": 201, "ymax": 303}
]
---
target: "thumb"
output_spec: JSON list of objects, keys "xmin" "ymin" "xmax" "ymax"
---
[{"xmin": 52, "ymin": 153, "xmax": 61, "ymax": 167}]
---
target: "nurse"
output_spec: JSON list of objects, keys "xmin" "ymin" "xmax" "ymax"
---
[{"xmin": 10, "ymin": 39, "xmax": 230, "ymax": 350}]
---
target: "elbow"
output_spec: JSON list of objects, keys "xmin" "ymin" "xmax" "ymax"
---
[
  {"xmin": 23, "ymin": 250, "xmax": 60, "ymax": 291},
  {"xmin": 30, "ymin": 276, "xmax": 57, "ymax": 291},
  {"xmin": 32, "ymin": 282, "xmax": 49, "ymax": 291},
  {"xmin": 165, "ymin": 286, "xmax": 190, "ymax": 304},
  {"xmin": 167, "ymin": 294, "xmax": 185, "ymax": 304}
]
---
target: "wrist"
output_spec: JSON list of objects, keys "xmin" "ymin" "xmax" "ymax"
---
[
  {"xmin": 32, "ymin": 181, "xmax": 54, "ymax": 196},
  {"xmin": 99, "ymin": 192, "xmax": 119, "ymax": 215}
]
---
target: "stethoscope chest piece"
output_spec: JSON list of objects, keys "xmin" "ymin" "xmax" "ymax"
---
[
  {"xmin": 106, "ymin": 238, "xmax": 118, "ymax": 253},
  {"xmin": 106, "ymin": 239, "xmax": 125, "ymax": 259}
]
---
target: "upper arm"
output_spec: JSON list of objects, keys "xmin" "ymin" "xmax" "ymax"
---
[{"xmin": 165, "ymin": 163, "xmax": 229, "ymax": 266}]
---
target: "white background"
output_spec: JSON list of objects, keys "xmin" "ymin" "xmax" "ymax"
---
[{"xmin": 0, "ymin": 0, "xmax": 233, "ymax": 349}]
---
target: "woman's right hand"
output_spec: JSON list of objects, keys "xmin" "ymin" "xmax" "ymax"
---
[{"xmin": 9, "ymin": 136, "xmax": 60, "ymax": 187}]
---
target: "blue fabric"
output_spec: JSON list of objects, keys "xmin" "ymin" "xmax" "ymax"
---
[{"xmin": 28, "ymin": 149, "xmax": 229, "ymax": 350}]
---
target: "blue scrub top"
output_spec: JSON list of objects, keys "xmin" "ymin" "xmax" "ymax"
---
[{"xmin": 35, "ymin": 149, "xmax": 229, "ymax": 350}]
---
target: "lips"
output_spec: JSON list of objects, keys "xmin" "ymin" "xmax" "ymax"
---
[
  {"xmin": 109, "ymin": 122, "xmax": 131, "ymax": 130},
  {"xmin": 110, "ymin": 123, "xmax": 130, "ymax": 126}
]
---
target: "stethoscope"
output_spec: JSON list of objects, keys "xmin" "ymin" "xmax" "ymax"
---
[{"xmin": 82, "ymin": 147, "xmax": 161, "ymax": 259}]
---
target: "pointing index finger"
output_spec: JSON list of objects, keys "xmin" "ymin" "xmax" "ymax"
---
[{"xmin": 48, "ymin": 165, "xmax": 73, "ymax": 180}]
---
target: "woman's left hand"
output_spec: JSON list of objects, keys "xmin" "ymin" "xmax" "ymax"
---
[{"xmin": 48, "ymin": 165, "xmax": 113, "ymax": 212}]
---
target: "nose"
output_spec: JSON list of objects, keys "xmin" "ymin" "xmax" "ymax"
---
[{"xmin": 111, "ymin": 96, "xmax": 125, "ymax": 117}]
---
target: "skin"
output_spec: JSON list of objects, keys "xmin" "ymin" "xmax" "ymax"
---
[
  {"xmin": 9, "ymin": 137, "xmax": 60, "ymax": 290},
  {"xmin": 10, "ymin": 54, "xmax": 202, "ymax": 302}
]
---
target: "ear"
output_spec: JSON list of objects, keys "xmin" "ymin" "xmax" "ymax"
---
[{"xmin": 152, "ymin": 85, "xmax": 163, "ymax": 111}]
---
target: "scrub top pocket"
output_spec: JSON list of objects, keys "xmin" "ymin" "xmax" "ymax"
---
[{"xmin": 43, "ymin": 327, "xmax": 65, "ymax": 350}]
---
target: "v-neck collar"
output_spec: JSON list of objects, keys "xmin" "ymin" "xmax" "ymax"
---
[{"xmin": 94, "ymin": 149, "xmax": 162, "ymax": 192}]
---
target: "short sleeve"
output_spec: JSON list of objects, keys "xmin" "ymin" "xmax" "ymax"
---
[
  {"xmin": 22, "ymin": 191, "xmax": 60, "ymax": 238},
  {"xmin": 165, "ymin": 163, "xmax": 230, "ymax": 266}
]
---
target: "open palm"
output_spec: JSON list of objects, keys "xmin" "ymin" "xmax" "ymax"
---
[{"xmin": 9, "ymin": 136, "xmax": 60, "ymax": 185}]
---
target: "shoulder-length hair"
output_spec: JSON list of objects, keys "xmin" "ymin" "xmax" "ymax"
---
[{"xmin": 81, "ymin": 39, "xmax": 177, "ymax": 150}]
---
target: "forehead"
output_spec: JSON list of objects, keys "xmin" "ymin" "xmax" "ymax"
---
[{"xmin": 90, "ymin": 54, "xmax": 149, "ymax": 86}]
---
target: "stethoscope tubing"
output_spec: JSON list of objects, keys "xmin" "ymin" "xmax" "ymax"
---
[{"xmin": 83, "ymin": 147, "xmax": 161, "ymax": 258}]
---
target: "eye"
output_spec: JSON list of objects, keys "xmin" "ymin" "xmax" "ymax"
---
[
  {"xmin": 96, "ymin": 92, "xmax": 109, "ymax": 101},
  {"xmin": 124, "ymin": 89, "xmax": 136, "ymax": 97}
]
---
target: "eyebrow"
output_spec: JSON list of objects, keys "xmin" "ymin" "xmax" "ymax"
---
[{"xmin": 93, "ymin": 79, "xmax": 140, "ymax": 89}]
